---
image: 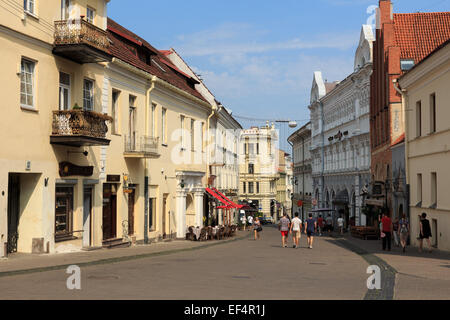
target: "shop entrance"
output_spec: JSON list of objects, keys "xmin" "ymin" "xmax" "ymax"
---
[
  {"xmin": 103, "ymin": 184, "xmax": 118, "ymax": 240},
  {"xmin": 7, "ymin": 174, "xmax": 20, "ymax": 254}
]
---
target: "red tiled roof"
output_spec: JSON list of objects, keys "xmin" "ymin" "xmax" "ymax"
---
[
  {"xmin": 394, "ymin": 12, "xmax": 450, "ymax": 63},
  {"xmin": 391, "ymin": 133, "xmax": 405, "ymax": 147},
  {"xmin": 107, "ymin": 19, "xmax": 207, "ymax": 103}
]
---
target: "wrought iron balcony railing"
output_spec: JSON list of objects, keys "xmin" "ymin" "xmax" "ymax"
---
[
  {"xmin": 51, "ymin": 110, "xmax": 112, "ymax": 147},
  {"xmin": 124, "ymin": 135, "xmax": 160, "ymax": 158},
  {"xmin": 53, "ymin": 19, "xmax": 111, "ymax": 63}
]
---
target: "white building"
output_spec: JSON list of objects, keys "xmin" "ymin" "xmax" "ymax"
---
[
  {"xmin": 288, "ymin": 122, "xmax": 313, "ymax": 220},
  {"xmin": 309, "ymin": 25, "xmax": 373, "ymax": 227}
]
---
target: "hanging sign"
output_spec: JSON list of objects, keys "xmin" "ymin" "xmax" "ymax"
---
[{"xmin": 59, "ymin": 162, "xmax": 93, "ymax": 177}]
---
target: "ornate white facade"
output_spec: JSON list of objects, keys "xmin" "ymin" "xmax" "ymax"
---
[{"xmin": 309, "ymin": 25, "xmax": 373, "ymax": 226}]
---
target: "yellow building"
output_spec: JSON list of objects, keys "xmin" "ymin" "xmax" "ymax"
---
[
  {"xmin": 398, "ymin": 39, "xmax": 450, "ymax": 252},
  {"xmin": 0, "ymin": 0, "xmax": 112, "ymax": 256},
  {"xmin": 239, "ymin": 123, "xmax": 279, "ymax": 219},
  {"xmin": 0, "ymin": 0, "xmax": 214, "ymax": 257}
]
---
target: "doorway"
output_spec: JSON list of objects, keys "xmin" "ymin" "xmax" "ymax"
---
[
  {"xmin": 83, "ymin": 186, "xmax": 93, "ymax": 247},
  {"xmin": 162, "ymin": 195, "xmax": 168, "ymax": 239},
  {"xmin": 103, "ymin": 184, "xmax": 117, "ymax": 240},
  {"xmin": 55, "ymin": 186, "xmax": 74, "ymax": 242},
  {"xmin": 128, "ymin": 188, "xmax": 135, "ymax": 236},
  {"xmin": 7, "ymin": 174, "xmax": 20, "ymax": 254},
  {"xmin": 432, "ymin": 219, "xmax": 438, "ymax": 248}
]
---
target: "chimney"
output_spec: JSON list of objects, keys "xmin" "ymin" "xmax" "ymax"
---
[{"xmin": 377, "ymin": 0, "xmax": 393, "ymax": 28}]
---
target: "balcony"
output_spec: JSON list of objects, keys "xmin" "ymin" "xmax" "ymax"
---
[
  {"xmin": 124, "ymin": 135, "xmax": 160, "ymax": 158},
  {"xmin": 53, "ymin": 19, "xmax": 112, "ymax": 64},
  {"xmin": 51, "ymin": 110, "xmax": 112, "ymax": 147}
]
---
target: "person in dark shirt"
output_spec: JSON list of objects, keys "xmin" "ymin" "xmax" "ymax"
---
[
  {"xmin": 419, "ymin": 213, "xmax": 433, "ymax": 253},
  {"xmin": 304, "ymin": 213, "xmax": 317, "ymax": 249}
]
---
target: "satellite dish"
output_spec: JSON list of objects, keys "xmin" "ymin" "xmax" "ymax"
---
[{"xmin": 289, "ymin": 121, "xmax": 298, "ymax": 128}]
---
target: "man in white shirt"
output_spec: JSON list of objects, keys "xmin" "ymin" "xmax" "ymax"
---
[
  {"xmin": 290, "ymin": 212, "xmax": 303, "ymax": 249},
  {"xmin": 247, "ymin": 215, "xmax": 254, "ymax": 228}
]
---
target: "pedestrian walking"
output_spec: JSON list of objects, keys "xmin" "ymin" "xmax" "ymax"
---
[
  {"xmin": 247, "ymin": 215, "xmax": 254, "ymax": 229},
  {"xmin": 241, "ymin": 215, "xmax": 247, "ymax": 231},
  {"xmin": 399, "ymin": 213, "xmax": 409, "ymax": 253},
  {"xmin": 304, "ymin": 213, "xmax": 317, "ymax": 249},
  {"xmin": 278, "ymin": 214, "xmax": 291, "ymax": 248},
  {"xmin": 317, "ymin": 215, "xmax": 324, "ymax": 236},
  {"xmin": 419, "ymin": 213, "xmax": 433, "ymax": 253},
  {"xmin": 253, "ymin": 217, "xmax": 262, "ymax": 240},
  {"xmin": 393, "ymin": 217, "xmax": 400, "ymax": 247},
  {"xmin": 337, "ymin": 216, "xmax": 344, "ymax": 235},
  {"xmin": 381, "ymin": 212, "xmax": 393, "ymax": 251},
  {"xmin": 290, "ymin": 212, "xmax": 302, "ymax": 248}
]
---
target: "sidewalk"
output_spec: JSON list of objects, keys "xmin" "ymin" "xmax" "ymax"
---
[
  {"xmin": 329, "ymin": 231, "xmax": 450, "ymax": 300},
  {"xmin": 0, "ymin": 231, "xmax": 250, "ymax": 277}
]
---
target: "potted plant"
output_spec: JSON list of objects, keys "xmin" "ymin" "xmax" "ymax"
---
[{"xmin": 72, "ymin": 103, "xmax": 82, "ymax": 110}]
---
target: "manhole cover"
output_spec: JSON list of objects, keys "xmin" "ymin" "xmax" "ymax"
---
[{"xmin": 87, "ymin": 274, "xmax": 120, "ymax": 280}]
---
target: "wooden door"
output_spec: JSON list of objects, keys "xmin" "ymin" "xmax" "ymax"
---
[
  {"xmin": 7, "ymin": 174, "xmax": 20, "ymax": 253},
  {"xmin": 162, "ymin": 196, "xmax": 167, "ymax": 239},
  {"xmin": 102, "ymin": 184, "xmax": 117, "ymax": 240},
  {"xmin": 128, "ymin": 189, "xmax": 135, "ymax": 236}
]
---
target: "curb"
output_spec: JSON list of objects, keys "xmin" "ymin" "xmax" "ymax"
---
[
  {"xmin": 328, "ymin": 234, "xmax": 397, "ymax": 300},
  {"xmin": 0, "ymin": 233, "xmax": 251, "ymax": 279}
]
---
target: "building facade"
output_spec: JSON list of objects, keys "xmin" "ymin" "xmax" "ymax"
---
[
  {"xmin": 239, "ymin": 124, "xmax": 278, "ymax": 219},
  {"xmin": 276, "ymin": 150, "xmax": 292, "ymax": 219},
  {"xmin": 0, "ymin": 0, "xmax": 223, "ymax": 257},
  {"xmin": 399, "ymin": 40, "xmax": 450, "ymax": 251},
  {"xmin": 161, "ymin": 48, "xmax": 242, "ymax": 225},
  {"xmin": 288, "ymin": 122, "xmax": 313, "ymax": 220},
  {"xmin": 309, "ymin": 25, "xmax": 373, "ymax": 227},
  {"xmin": 369, "ymin": 0, "xmax": 450, "ymax": 221}
]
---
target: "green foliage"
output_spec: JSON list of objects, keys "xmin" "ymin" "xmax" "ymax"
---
[{"xmin": 72, "ymin": 103, "xmax": 81, "ymax": 110}]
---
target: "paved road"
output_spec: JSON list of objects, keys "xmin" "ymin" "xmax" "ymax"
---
[{"xmin": 0, "ymin": 227, "xmax": 369, "ymax": 300}]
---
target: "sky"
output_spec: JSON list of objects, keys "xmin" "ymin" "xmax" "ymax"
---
[{"xmin": 108, "ymin": 0, "xmax": 450, "ymax": 151}]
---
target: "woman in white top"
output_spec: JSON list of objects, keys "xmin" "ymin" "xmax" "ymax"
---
[{"xmin": 290, "ymin": 212, "xmax": 303, "ymax": 249}]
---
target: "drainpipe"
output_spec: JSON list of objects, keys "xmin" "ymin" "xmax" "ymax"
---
[
  {"xmin": 320, "ymin": 101, "xmax": 325, "ymax": 210},
  {"xmin": 144, "ymin": 77, "xmax": 156, "ymax": 244}
]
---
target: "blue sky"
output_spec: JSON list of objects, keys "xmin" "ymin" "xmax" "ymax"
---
[{"xmin": 109, "ymin": 0, "xmax": 449, "ymax": 150}]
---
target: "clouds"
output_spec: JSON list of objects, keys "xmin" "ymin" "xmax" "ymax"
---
[{"xmin": 170, "ymin": 22, "xmax": 359, "ymax": 129}]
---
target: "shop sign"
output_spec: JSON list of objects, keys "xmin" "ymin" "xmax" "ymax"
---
[{"xmin": 59, "ymin": 162, "xmax": 93, "ymax": 177}]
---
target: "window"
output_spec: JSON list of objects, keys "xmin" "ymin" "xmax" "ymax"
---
[
  {"xmin": 59, "ymin": 72, "xmax": 71, "ymax": 111},
  {"xmin": 400, "ymin": 59, "xmax": 415, "ymax": 71},
  {"xmin": 111, "ymin": 90, "xmax": 120, "ymax": 134},
  {"xmin": 243, "ymin": 182, "xmax": 246, "ymax": 194},
  {"xmin": 129, "ymin": 96, "xmax": 136, "ymax": 148},
  {"xmin": 416, "ymin": 101, "xmax": 422, "ymax": 138},
  {"xmin": 249, "ymin": 182, "xmax": 254, "ymax": 194},
  {"xmin": 86, "ymin": 6, "xmax": 95, "ymax": 24},
  {"xmin": 248, "ymin": 163, "xmax": 254, "ymax": 174},
  {"xmin": 83, "ymin": 79, "xmax": 94, "ymax": 111},
  {"xmin": 161, "ymin": 108, "xmax": 167, "ymax": 144},
  {"xmin": 20, "ymin": 59, "xmax": 35, "ymax": 109},
  {"xmin": 201, "ymin": 122, "xmax": 204, "ymax": 152},
  {"xmin": 417, "ymin": 174, "xmax": 422, "ymax": 205},
  {"xmin": 256, "ymin": 182, "xmax": 260, "ymax": 194},
  {"xmin": 431, "ymin": 172, "xmax": 437, "ymax": 207},
  {"xmin": 191, "ymin": 119, "xmax": 195, "ymax": 152},
  {"xmin": 149, "ymin": 198, "xmax": 156, "ymax": 231},
  {"xmin": 151, "ymin": 104, "xmax": 157, "ymax": 137},
  {"xmin": 55, "ymin": 186, "xmax": 74, "ymax": 241},
  {"xmin": 180, "ymin": 115, "xmax": 185, "ymax": 150},
  {"xmin": 24, "ymin": 0, "xmax": 35, "ymax": 15},
  {"xmin": 430, "ymin": 93, "xmax": 436, "ymax": 134},
  {"xmin": 61, "ymin": 0, "xmax": 70, "ymax": 20}
]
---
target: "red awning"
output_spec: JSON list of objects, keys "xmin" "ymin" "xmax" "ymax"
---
[
  {"xmin": 213, "ymin": 188, "xmax": 244, "ymax": 209},
  {"xmin": 205, "ymin": 188, "xmax": 231, "ymax": 207}
]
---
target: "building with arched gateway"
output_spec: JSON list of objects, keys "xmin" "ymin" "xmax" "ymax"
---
[{"xmin": 309, "ymin": 25, "xmax": 373, "ymax": 227}]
